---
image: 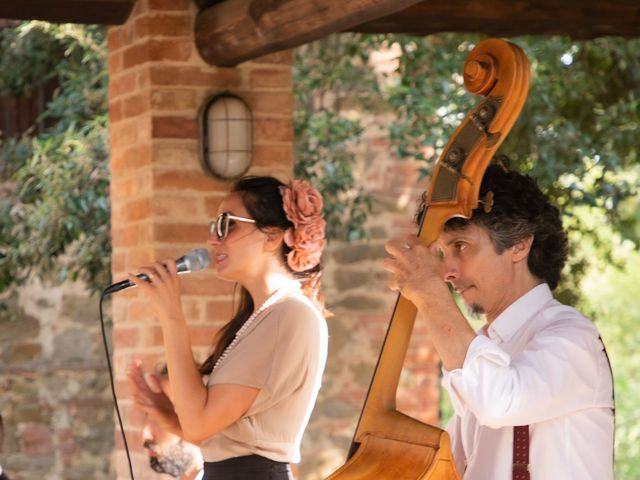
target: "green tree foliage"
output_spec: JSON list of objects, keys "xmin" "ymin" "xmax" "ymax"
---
[
  {"xmin": 0, "ymin": 23, "xmax": 110, "ymax": 298},
  {"xmin": 377, "ymin": 34, "xmax": 640, "ymax": 304},
  {"xmin": 302, "ymin": 33, "xmax": 640, "ymax": 304},
  {"xmin": 293, "ymin": 35, "xmax": 378, "ymax": 240},
  {"xmin": 580, "ymin": 217, "xmax": 640, "ymax": 479},
  {"xmin": 504, "ymin": 37, "xmax": 639, "ymax": 303}
]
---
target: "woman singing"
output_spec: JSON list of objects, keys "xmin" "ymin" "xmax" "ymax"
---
[{"xmin": 128, "ymin": 176, "xmax": 329, "ymax": 480}]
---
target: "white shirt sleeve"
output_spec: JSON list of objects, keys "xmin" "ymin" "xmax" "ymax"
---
[{"xmin": 442, "ymin": 324, "xmax": 607, "ymax": 428}]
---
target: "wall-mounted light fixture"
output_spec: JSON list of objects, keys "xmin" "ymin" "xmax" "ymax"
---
[{"xmin": 199, "ymin": 93, "xmax": 252, "ymax": 180}]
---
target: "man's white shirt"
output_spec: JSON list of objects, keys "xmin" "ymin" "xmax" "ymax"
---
[{"xmin": 442, "ymin": 283, "xmax": 614, "ymax": 479}]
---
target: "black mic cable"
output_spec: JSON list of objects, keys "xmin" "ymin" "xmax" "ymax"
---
[
  {"xmin": 98, "ymin": 248, "xmax": 211, "ymax": 479},
  {"xmin": 99, "ymin": 291, "xmax": 135, "ymax": 479}
]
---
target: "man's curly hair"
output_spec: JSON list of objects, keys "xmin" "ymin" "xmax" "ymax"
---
[{"xmin": 416, "ymin": 160, "xmax": 568, "ymax": 290}]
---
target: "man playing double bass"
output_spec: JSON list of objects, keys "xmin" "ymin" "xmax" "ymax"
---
[{"xmin": 384, "ymin": 161, "xmax": 614, "ymax": 479}]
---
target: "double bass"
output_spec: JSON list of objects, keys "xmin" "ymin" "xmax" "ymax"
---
[{"xmin": 326, "ymin": 38, "xmax": 530, "ymax": 479}]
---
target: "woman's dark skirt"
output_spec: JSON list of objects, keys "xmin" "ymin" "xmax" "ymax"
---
[{"xmin": 203, "ymin": 454, "xmax": 293, "ymax": 480}]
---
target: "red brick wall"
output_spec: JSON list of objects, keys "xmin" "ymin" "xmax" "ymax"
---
[
  {"xmin": 107, "ymin": 0, "xmax": 296, "ymax": 476},
  {"xmin": 0, "ymin": 282, "xmax": 115, "ymax": 479}
]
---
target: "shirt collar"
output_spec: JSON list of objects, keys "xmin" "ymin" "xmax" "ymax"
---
[{"xmin": 485, "ymin": 283, "xmax": 553, "ymax": 343}]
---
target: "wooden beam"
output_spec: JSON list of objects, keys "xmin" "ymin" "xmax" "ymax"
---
[
  {"xmin": 194, "ymin": 0, "xmax": 425, "ymax": 67},
  {"xmin": 192, "ymin": 0, "xmax": 225, "ymax": 10},
  {"xmin": 0, "ymin": 0, "xmax": 136, "ymax": 25},
  {"xmin": 351, "ymin": 0, "xmax": 640, "ymax": 39}
]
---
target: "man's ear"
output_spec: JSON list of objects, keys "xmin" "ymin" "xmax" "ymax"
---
[
  {"xmin": 511, "ymin": 234, "xmax": 534, "ymax": 263},
  {"xmin": 263, "ymin": 227, "xmax": 285, "ymax": 252}
]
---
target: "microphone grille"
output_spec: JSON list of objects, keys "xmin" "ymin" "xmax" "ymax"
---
[{"xmin": 185, "ymin": 248, "xmax": 211, "ymax": 272}]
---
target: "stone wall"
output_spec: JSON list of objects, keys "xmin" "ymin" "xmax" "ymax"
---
[
  {"xmin": 0, "ymin": 281, "xmax": 114, "ymax": 479},
  {"xmin": 301, "ymin": 122, "xmax": 440, "ymax": 479}
]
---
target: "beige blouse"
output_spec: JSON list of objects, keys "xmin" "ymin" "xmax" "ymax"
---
[{"xmin": 199, "ymin": 291, "xmax": 328, "ymax": 463}]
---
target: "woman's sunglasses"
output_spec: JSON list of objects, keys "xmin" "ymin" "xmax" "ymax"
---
[{"xmin": 210, "ymin": 212, "xmax": 256, "ymax": 240}]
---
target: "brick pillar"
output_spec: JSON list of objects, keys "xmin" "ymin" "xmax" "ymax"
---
[{"xmin": 107, "ymin": 0, "xmax": 294, "ymax": 476}]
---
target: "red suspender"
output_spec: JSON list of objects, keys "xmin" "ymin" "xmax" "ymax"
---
[{"xmin": 513, "ymin": 425, "xmax": 530, "ymax": 480}]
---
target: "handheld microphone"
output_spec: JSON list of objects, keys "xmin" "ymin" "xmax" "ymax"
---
[{"xmin": 103, "ymin": 248, "xmax": 211, "ymax": 295}]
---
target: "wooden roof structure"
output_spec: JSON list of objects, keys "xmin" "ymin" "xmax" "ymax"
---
[
  {"xmin": 0, "ymin": 0, "xmax": 135, "ymax": 25},
  {"xmin": 1, "ymin": 0, "xmax": 639, "ymax": 66}
]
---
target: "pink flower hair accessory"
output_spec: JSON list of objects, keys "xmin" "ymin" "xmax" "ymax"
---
[{"xmin": 279, "ymin": 179, "xmax": 326, "ymax": 272}]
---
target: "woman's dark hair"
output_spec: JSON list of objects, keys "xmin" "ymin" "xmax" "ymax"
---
[
  {"xmin": 200, "ymin": 176, "xmax": 324, "ymax": 375},
  {"xmin": 415, "ymin": 159, "xmax": 568, "ymax": 290}
]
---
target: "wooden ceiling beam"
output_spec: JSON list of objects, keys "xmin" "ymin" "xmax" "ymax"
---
[
  {"xmin": 352, "ymin": 0, "xmax": 640, "ymax": 39},
  {"xmin": 192, "ymin": 0, "xmax": 225, "ymax": 10},
  {"xmin": 0, "ymin": 0, "xmax": 136, "ymax": 25},
  {"xmin": 194, "ymin": 0, "xmax": 425, "ymax": 67}
]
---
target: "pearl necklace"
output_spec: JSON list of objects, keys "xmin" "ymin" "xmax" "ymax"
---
[{"xmin": 212, "ymin": 282, "xmax": 300, "ymax": 372}]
